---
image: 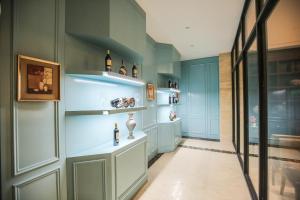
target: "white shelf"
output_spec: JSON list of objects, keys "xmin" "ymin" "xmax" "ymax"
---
[
  {"xmin": 158, "ymin": 118, "xmax": 181, "ymax": 124},
  {"xmin": 157, "ymin": 88, "xmax": 180, "ymax": 93},
  {"xmin": 65, "ymin": 106, "xmax": 147, "ymax": 116},
  {"xmin": 157, "ymin": 103, "xmax": 181, "ymax": 106},
  {"xmin": 66, "ymin": 70, "xmax": 145, "ymax": 87}
]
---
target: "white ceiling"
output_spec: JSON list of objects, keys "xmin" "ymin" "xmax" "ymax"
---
[{"xmin": 136, "ymin": 0, "xmax": 244, "ymax": 60}]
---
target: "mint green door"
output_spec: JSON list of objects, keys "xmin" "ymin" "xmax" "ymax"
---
[{"xmin": 181, "ymin": 57, "xmax": 220, "ymax": 139}]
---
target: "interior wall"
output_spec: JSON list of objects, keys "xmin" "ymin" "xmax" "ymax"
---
[
  {"xmin": 141, "ymin": 35, "xmax": 158, "ymax": 129},
  {"xmin": 267, "ymin": 0, "xmax": 300, "ymax": 49},
  {"xmin": 0, "ymin": 0, "xmax": 67, "ymax": 199},
  {"xmin": 219, "ymin": 53, "xmax": 233, "ymax": 143},
  {"xmin": 0, "ymin": 0, "xmax": 158, "ymax": 199}
]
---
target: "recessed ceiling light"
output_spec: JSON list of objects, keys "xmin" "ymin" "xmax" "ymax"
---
[{"xmin": 185, "ymin": 26, "xmax": 191, "ymax": 29}]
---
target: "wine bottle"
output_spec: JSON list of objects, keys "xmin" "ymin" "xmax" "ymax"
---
[
  {"xmin": 105, "ymin": 50, "xmax": 112, "ymax": 72},
  {"xmin": 119, "ymin": 60, "xmax": 127, "ymax": 75},
  {"xmin": 168, "ymin": 80, "xmax": 172, "ymax": 88},
  {"xmin": 132, "ymin": 64, "xmax": 138, "ymax": 78},
  {"xmin": 169, "ymin": 94, "xmax": 172, "ymax": 104},
  {"xmin": 172, "ymin": 93, "xmax": 176, "ymax": 103},
  {"xmin": 114, "ymin": 123, "xmax": 120, "ymax": 145}
]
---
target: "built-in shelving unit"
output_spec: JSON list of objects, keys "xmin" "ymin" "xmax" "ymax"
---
[
  {"xmin": 66, "ymin": 70, "xmax": 145, "ymax": 87},
  {"xmin": 65, "ymin": 106, "xmax": 147, "ymax": 116}
]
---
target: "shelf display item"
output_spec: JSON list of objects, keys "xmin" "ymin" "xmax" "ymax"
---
[
  {"xmin": 132, "ymin": 64, "xmax": 138, "ymax": 78},
  {"xmin": 111, "ymin": 97, "xmax": 135, "ymax": 108},
  {"xmin": 119, "ymin": 60, "xmax": 128, "ymax": 75},
  {"xmin": 105, "ymin": 50, "xmax": 112, "ymax": 72},
  {"xmin": 111, "ymin": 98, "xmax": 123, "ymax": 108},
  {"xmin": 169, "ymin": 111, "xmax": 176, "ymax": 121},
  {"xmin": 122, "ymin": 97, "xmax": 135, "ymax": 108},
  {"xmin": 126, "ymin": 113, "xmax": 136, "ymax": 139},
  {"xmin": 114, "ymin": 123, "xmax": 120, "ymax": 145},
  {"xmin": 168, "ymin": 80, "xmax": 172, "ymax": 88}
]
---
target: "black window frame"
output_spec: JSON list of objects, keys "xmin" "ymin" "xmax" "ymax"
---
[{"xmin": 231, "ymin": 0, "xmax": 279, "ymax": 199}]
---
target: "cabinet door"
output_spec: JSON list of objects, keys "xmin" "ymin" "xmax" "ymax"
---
[
  {"xmin": 152, "ymin": 126, "xmax": 158, "ymax": 154},
  {"xmin": 115, "ymin": 142, "xmax": 147, "ymax": 199},
  {"xmin": 181, "ymin": 57, "xmax": 220, "ymax": 140},
  {"xmin": 144, "ymin": 129, "xmax": 152, "ymax": 157},
  {"xmin": 175, "ymin": 120, "xmax": 182, "ymax": 145},
  {"xmin": 150, "ymin": 127, "xmax": 157, "ymax": 155},
  {"xmin": 72, "ymin": 159, "xmax": 107, "ymax": 200},
  {"xmin": 158, "ymin": 124, "xmax": 175, "ymax": 152}
]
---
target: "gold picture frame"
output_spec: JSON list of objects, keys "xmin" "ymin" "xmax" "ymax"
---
[
  {"xmin": 17, "ymin": 55, "xmax": 60, "ymax": 101},
  {"xmin": 146, "ymin": 83, "xmax": 155, "ymax": 101}
]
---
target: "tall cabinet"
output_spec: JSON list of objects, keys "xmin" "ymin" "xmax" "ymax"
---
[{"xmin": 180, "ymin": 57, "xmax": 220, "ymax": 140}]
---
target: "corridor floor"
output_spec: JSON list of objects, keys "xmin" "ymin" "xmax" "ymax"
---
[{"xmin": 133, "ymin": 138, "xmax": 251, "ymax": 200}]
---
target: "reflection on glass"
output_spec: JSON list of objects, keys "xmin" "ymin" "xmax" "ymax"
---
[
  {"xmin": 239, "ymin": 61, "xmax": 244, "ymax": 161},
  {"xmin": 245, "ymin": 0, "xmax": 256, "ymax": 40},
  {"xmin": 239, "ymin": 31, "xmax": 243, "ymax": 56},
  {"xmin": 247, "ymin": 38, "xmax": 259, "ymax": 194},
  {"xmin": 267, "ymin": 0, "xmax": 300, "ymax": 199}
]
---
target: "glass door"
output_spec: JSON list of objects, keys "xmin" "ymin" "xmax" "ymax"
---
[{"xmin": 266, "ymin": 0, "xmax": 300, "ymax": 199}]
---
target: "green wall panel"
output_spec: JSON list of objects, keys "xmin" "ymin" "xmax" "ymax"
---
[{"xmin": 0, "ymin": 0, "xmax": 66, "ymax": 199}]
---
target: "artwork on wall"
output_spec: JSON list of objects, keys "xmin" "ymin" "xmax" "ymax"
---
[
  {"xmin": 17, "ymin": 55, "xmax": 60, "ymax": 101},
  {"xmin": 146, "ymin": 83, "xmax": 155, "ymax": 101}
]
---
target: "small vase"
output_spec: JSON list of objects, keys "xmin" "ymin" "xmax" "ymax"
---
[{"xmin": 126, "ymin": 113, "xmax": 136, "ymax": 139}]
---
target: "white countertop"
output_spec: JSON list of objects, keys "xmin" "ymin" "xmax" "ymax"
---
[{"xmin": 67, "ymin": 131, "xmax": 147, "ymax": 158}]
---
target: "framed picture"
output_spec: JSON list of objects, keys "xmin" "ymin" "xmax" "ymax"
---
[
  {"xmin": 17, "ymin": 55, "xmax": 60, "ymax": 101},
  {"xmin": 146, "ymin": 83, "xmax": 155, "ymax": 101}
]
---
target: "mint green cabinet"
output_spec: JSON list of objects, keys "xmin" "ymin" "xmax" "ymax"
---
[
  {"xmin": 157, "ymin": 62, "xmax": 181, "ymax": 79},
  {"xmin": 144, "ymin": 125, "xmax": 158, "ymax": 160},
  {"xmin": 66, "ymin": 0, "xmax": 146, "ymax": 60},
  {"xmin": 158, "ymin": 119, "xmax": 182, "ymax": 153},
  {"xmin": 156, "ymin": 43, "xmax": 181, "ymax": 78},
  {"xmin": 67, "ymin": 134, "xmax": 147, "ymax": 200}
]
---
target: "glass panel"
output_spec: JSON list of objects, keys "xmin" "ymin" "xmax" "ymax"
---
[
  {"xmin": 234, "ymin": 70, "xmax": 238, "ymax": 147},
  {"xmin": 239, "ymin": 61, "xmax": 244, "ymax": 161},
  {"xmin": 267, "ymin": 0, "xmax": 300, "ymax": 199},
  {"xmin": 247, "ymin": 38, "xmax": 259, "ymax": 194},
  {"xmin": 245, "ymin": 0, "xmax": 256, "ymax": 40}
]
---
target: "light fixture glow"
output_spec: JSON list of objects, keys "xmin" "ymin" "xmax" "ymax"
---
[
  {"xmin": 102, "ymin": 72, "xmax": 145, "ymax": 86},
  {"xmin": 73, "ymin": 78, "xmax": 118, "ymax": 87},
  {"xmin": 157, "ymin": 88, "xmax": 181, "ymax": 93},
  {"xmin": 102, "ymin": 111, "xmax": 109, "ymax": 115}
]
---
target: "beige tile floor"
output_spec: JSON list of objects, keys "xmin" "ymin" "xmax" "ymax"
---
[{"xmin": 133, "ymin": 139, "xmax": 251, "ymax": 200}]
